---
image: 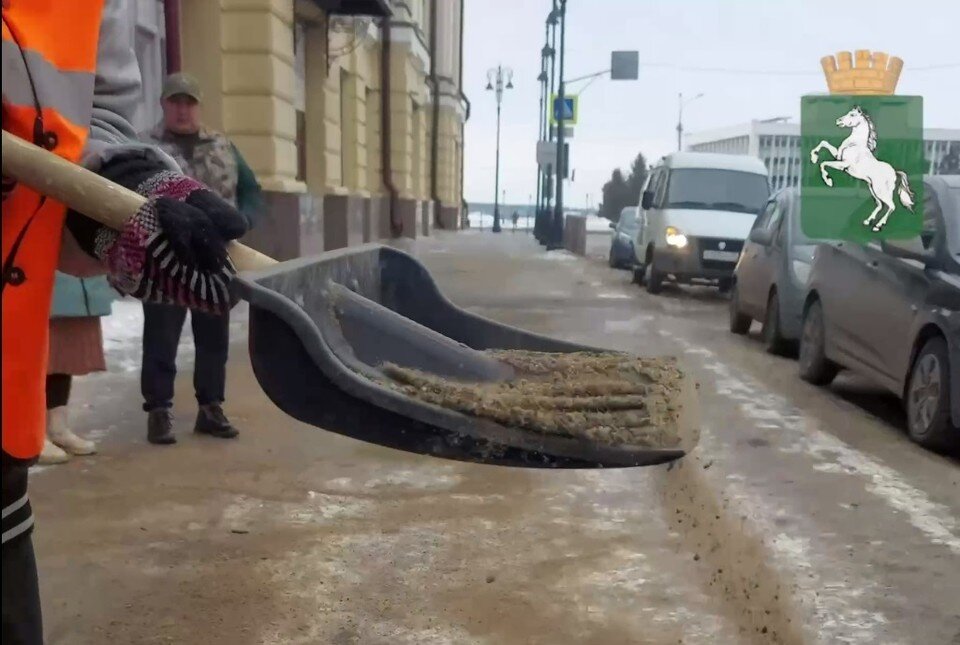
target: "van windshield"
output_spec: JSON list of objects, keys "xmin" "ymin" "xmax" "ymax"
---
[{"xmin": 665, "ymin": 169, "xmax": 770, "ymax": 214}]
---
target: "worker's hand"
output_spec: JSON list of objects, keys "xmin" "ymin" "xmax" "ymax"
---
[
  {"xmin": 99, "ymin": 155, "xmax": 249, "ymax": 241},
  {"xmin": 65, "ymin": 154, "xmax": 249, "ymax": 314}
]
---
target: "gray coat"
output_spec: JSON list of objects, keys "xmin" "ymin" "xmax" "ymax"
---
[{"xmin": 80, "ymin": 0, "xmax": 179, "ymax": 174}]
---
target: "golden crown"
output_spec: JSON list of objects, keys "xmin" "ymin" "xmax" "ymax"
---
[{"xmin": 820, "ymin": 50, "xmax": 903, "ymax": 95}]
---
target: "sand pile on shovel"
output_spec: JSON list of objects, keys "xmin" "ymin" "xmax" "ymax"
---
[{"xmin": 380, "ymin": 350, "xmax": 686, "ymax": 448}]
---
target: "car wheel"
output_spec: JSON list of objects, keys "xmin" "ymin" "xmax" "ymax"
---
[
  {"xmin": 762, "ymin": 290, "xmax": 790, "ymax": 355},
  {"xmin": 799, "ymin": 299, "xmax": 838, "ymax": 385},
  {"xmin": 608, "ymin": 246, "xmax": 618, "ymax": 268},
  {"xmin": 905, "ymin": 337, "xmax": 957, "ymax": 453},
  {"xmin": 728, "ymin": 283, "xmax": 751, "ymax": 335},
  {"xmin": 717, "ymin": 278, "xmax": 732, "ymax": 295},
  {"xmin": 645, "ymin": 262, "xmax": 663, "ymax": 294},
  {"xmin": 632, "ymin": 266, "xmax": 645, "ymax": 284}
]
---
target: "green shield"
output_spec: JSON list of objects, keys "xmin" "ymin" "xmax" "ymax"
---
[{"xmin": 801, "ymin": 95, "xmax": 924, "ymax": 241}]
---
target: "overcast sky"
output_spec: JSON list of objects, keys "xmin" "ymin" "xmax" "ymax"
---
[{"xmin": 461, "ymin": 0, "xmax": 960, "ymax": 209}]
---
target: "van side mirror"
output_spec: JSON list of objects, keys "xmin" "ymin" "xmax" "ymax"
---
[
  {"xmin": 749, "ymin": 227, "xmax": 774, "ymax": 246},
  {"xmin": 641, "ymin": 191, "xmax": 654, "ymax": 210}
]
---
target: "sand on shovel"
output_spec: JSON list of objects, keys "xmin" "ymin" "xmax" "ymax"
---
[{"xmin": 379, "ymin": 350, "xmax": 690, "ymax": 449}]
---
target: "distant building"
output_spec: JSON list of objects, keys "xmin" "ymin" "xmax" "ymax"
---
[{"xmin": 686, "ymin": 118, "xmax": 960, "ymax": 192}]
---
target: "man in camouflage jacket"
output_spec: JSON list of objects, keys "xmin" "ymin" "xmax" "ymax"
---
[{"xmin": 139, "ymin": 72, "xmax": 263, "ymax": 445}]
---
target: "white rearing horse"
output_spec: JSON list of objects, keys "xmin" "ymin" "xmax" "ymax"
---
[{"xmin": 810, "ymin": 105, "xmax": 915, "ymax": 232}]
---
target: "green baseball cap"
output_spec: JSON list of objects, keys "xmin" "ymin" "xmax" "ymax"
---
[{"xmin": 161, "ymin": 72, "xmax": 202, "ymax": 102}]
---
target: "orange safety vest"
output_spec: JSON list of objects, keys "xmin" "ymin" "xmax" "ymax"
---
[{"xmin": 2, "ymin": 1, "xmax": 105, "ymax": 460}]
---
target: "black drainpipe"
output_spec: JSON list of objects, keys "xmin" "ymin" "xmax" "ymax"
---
[
  {"xmin": 429, "ymin": 0, "xmax": 442, "ymax": 227},
  {"xmin": 380, "ymin": 18, "xmax": 401, "ymax": 237},
  {"xmin": 163, "ymin": 0, "xmax": 182, "ymax": 73}
]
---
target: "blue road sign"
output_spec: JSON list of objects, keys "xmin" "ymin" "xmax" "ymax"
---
[{"xmin": 550, "ymin": 95, "xmax": 578, "ymax": 124}]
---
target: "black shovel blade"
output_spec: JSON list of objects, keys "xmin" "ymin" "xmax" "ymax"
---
[{"xmin": 235, "ymin": 245, "xmax": 695, "ymax": 469}]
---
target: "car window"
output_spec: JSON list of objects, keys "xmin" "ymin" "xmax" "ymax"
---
[
  {"xmin": 773, "ymin": 207, "xmax": 788, "ymax": 246},
  {"xmin": 619, "ymin": 210, "xmax": 636, "ymax": 229},
  {"xmin": 920, "ymin": 187, "xmax": 942, "ymax": 251},
  {"xmin": 653, "ymin": 169, "xmax": 669, "ymax": 208},
  {"xmin": 752, "ymin": 200, "xmax": 776, "ymax": 232},
  {"xmin": 764, "ymin": 201, "xmax": 784, "ymax": 233},
  {"xmin": 885, "ymin": 188, "xmax": 945, "ymax": 261}
]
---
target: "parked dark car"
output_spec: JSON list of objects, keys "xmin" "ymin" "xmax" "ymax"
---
[
  {"xmin": 608, "ymin": 206, "xmax": 641, "ymax": 269},
  {"xmin": 730, "ymin": 187, "xmax": 819, "ymax": 354},
  {"xmin": 799, "ymin": 175, "xmax": 960, "ymax": 452}
]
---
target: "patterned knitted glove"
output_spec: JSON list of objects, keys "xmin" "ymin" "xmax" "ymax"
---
[{"xmin": 66, "ymin": 154, "xmax": 249, "ymax": 314}]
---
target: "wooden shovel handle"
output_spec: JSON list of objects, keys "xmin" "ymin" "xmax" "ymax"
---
[{"xmin": 1, "ymin": 130, "xmax": 276, "ymax": 271}]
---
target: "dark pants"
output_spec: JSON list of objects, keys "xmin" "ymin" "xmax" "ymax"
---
[
  {"xmin": 141, "ymin": 302, "xmax": 229, "ymax": 411},
  {"xmin": 2, "ymin": 462, "xmax": 42, "ymax": 645}
]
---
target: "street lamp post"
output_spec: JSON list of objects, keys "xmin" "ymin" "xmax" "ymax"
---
[
  {"xmin": 538, "ymin": 4, "xmax": 559, "ymax": 246},
  {"xmin": 547, "ymin": 0, "xmax": 568, "ymax": 250},
  {"xmin": 676, "ymin": 91, "xmax": 704, "ymax": 151},
  {"xmin": 487, "ymin": 65, "xmax": 513, "ymax": 234},
  {"xmin": 534, "ymin": 36, "xmax": 549, "ymax": 241}
]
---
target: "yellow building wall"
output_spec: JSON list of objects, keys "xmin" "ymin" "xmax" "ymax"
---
[
  {"xmin": 365, "ymin": 84, "xmax": 383, "ymax": 195},
  {"xmin": 436, "ymin": 106, "xmax": 463, "ymax": 206},
  {"xmin": 179, "ymin": 0, "xmax": 463, "ymax": 227},
  {"xmin": 307, "ymin": 23, "xmax": 382, "ymax": 197},
  {"xmin": 181, "ymin": 0, "xmax": 303, "ymax": 192},
  {"xmin": 302, "ymin": 19, "xmax": 327, "ymax": 194},
  {"xmin": 180, "ymin": 0, "xmax": 225, "ymax": 132}
]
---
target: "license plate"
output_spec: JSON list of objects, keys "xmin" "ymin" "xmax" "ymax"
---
[{"xmin": 702, "ymin": 250, "xmax": 739, "ymax": 262}]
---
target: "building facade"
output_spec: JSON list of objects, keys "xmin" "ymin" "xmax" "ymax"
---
[
  {"xmin": 687, "ymin": 119, "xmax": 960, "ymax": 193},
  {"xmin": 126, "ymin": 0, "xmax": 467, "ymax": 260}
]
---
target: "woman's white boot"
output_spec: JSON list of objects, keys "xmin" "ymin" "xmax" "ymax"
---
[
  {"xmin": 47, "ymin": 406, "xmax": 97, "ymax": 456},
  {"xmin": 38, "ymin": 437, "xmax": 71, "ymax": 464}
]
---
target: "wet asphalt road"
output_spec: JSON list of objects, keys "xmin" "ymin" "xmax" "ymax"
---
[{"xmin": 30, "ymin": 230, "xmax": 959, "ymax": 645}]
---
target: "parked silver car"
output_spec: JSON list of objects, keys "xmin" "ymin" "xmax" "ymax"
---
[
  {"xmin": 729, "ymin": 187, "xmax": 817, "ymax": 354},
  {"xmin": 608, "ymin": 206, "xmax": 641, "ymax": 270},
  {"xmin": 798, "ymin": 175, "xmax": 960, "ymax": 452}
]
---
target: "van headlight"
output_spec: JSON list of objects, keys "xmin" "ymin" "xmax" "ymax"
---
[{"xmin": 665, "ymin": 226, "xmax": 688, "ymax": 248}]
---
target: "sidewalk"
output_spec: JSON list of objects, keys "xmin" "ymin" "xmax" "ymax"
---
[{"xmin": 32, "ymin": 232, "xmax": 743, "ymax": 645}]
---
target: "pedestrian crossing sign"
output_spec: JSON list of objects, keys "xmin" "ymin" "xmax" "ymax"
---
[{"xmin": 550, "ymin": 94, "xmax": 578, "ymax": 125}]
